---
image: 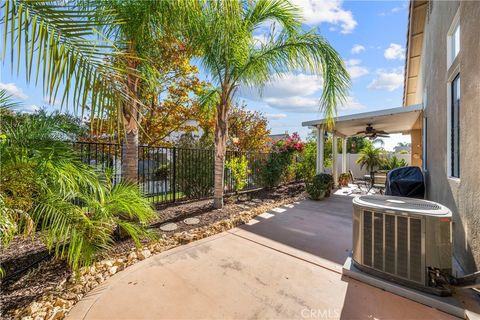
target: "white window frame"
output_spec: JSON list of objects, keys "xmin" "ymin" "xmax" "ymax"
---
[
  {"xmin": 446, "ymin": 69, "xmax": 460, "ymax": 181},
  {"xmin": 447, "ymin": 10, "xmax": 460, "ymax": 68}
]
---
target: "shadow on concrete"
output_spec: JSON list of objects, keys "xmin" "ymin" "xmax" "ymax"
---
[{"xmin": 238, "ymin": 194, "xmax": 354, "ymax": 266}]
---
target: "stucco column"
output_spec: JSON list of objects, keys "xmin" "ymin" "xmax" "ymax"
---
[
  {"xmin": 316, "ymin": 127, "xmax": 324, "ymax": 174},
  {"xmin": 332, "ymin": 134, "xmax": 338, "ymax": 186},
  {"xmin": 342, "ymin": 138, "xmax": 347, "ymax": 174}
]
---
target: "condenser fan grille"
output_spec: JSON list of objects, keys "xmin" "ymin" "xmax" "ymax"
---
[{"xmin": 358, "ymin": 195, "xmax": 442, "ymax": 211}]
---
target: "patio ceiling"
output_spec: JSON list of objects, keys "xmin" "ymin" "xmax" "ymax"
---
[{"xmin": 302, "ymin": 104, "xmax": 423, "ymax": 137}]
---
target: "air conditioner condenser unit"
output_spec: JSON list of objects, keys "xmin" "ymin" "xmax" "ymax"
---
[{"xmin": 352, "ymin": 195, "xmax": 452, "ymax": 296}]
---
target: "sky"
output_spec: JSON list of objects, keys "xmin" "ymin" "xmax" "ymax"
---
[{"xmin": 0, "ymin": 0, "xmax": 411, "ymax": 151}]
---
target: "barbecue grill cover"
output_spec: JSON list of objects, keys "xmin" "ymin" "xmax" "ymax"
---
[{"xmin": 385, "ymin": 166, "xmax": 425, "ymax": 199}]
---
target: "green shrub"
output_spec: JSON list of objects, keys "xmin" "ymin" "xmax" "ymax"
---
[
  {"xmin": 261, "ymin": 133, "xmax": 304, "ymax": 188},
  {"xmin": 0, "ymin": 115, "xmax": 156, "ymax": 273},
  {"xmin": 225, "ymin": 155, "xmax": 251, "ymax": 192},
  {"xmin": 380, "ymin": 155, "xmax": 408, "ymax": 170},
  {"xmin": 306, "ymin": 173, "xmax": 333, "ymax": 200}
]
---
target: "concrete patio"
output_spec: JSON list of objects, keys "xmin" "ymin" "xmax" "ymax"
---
[{"xmin": 67, "ymin": 195, "xmax": 454, "ymax": 320}]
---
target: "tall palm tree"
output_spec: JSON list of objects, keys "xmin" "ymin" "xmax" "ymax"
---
[
  {"xmin": 81, "ymin": 0, "xmax": 188, "ymax": 181},
  {"xmin": 186, "ymin": 0, "xmax": 350, "ymax": 208},
  {"xmin": 2, "ymin": 0, "xmax": 186, "ymax": 182}
]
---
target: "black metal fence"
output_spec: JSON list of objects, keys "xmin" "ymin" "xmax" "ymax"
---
[{"xmin": 74, "ymin": 141, "xmax": 270, "ymax": 205}]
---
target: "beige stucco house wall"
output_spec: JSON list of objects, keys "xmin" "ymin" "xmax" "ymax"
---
[{"xmin": 404, "ymin": 0, "xmax": 480, "ymax": 274}]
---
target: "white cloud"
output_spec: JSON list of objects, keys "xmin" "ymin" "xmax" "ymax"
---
[
  {"xmin": 241, "ymin": 73, "xmax": 323, "ymax": 99},
  {"xmin": 266, "ymin": 113, "xmax": 287, "ymax": 120},
  {"xmin": 0, "ymin": 82, "xmax": 28, "ymax": 100},
  {"xmin": 261, "ymin": 95, "xmax": 365, "ymax": 113},
  {"xmin": 368, "ymin": 68, "xmax": 404, "ymax": 91},
  {"xmin": 43, "ymin": 97, "xmax": 62, "ymax": 106},
  {"xmin": 17, "ymin": 104, "xmax": 40, "ymax": 114},
  {"xmin": 263, "ymin": 96, "xmax": 319, "ymax": 113},
  {"xmin": 379, "ymin": 3, "xmax": 407, "ymax": 16},
  {"xmin": 351, "ymin": 44, "xmax": 365, "ymax": 54},
  {"xmin": 384, "ymin": 43, "xmax": 406, "ymax": 60},
  {"xmin": 339, "ymin": 96, "xmax": 366, "ymax": 111},
  {"xmin": 345, "ymin": 59, "xmax": 369, "ymax": 79},
  {"xmin": 291, "ymin": 0, "xmax": 357, "ymax": 34}
]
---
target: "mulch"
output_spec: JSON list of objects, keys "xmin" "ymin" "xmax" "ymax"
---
[{"xmin": 0, "ymin": 182, "xmax": 305, "ymax": 317}]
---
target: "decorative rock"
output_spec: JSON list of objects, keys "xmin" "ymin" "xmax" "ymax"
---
[
  {"xmin": 183, "ymin": 217, "xmax": 200, "ymax": 225},
  {"xmin": 127, "ymin": 251, "xmax": 137, "ymax": 261},
  {"xmin": 137, "ymin": 249, "xmax": 151, "ymax": 260},
  {"xmin": 108, "ymin": 266, "xmax": 118, "ymax": 275},
  {"xmin": 159, "ymin": 222, "xmax": 178, "ymax": 232},
  {"xmin": 48, "ymin": 307, "xmax": 65, "ymax": 320},
  {"xmin": 103, "ymin": 260, "xmax": 113, "ymax": 267}
]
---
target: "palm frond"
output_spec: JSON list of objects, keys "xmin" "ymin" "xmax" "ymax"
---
[
  {"xmin": 1, "ymin": 0, "xmax": 131, "ymax": 117},
  {"xmin": 244, "ymin": 0, "xmax": 301, "ymax": 34},
  {"xmin": 0, "ymin": 89, "xmax": 22, "ymax": 109},
  {"xmin": 237, "ymin": 30, "xmax": 350, "ymax": 126}
]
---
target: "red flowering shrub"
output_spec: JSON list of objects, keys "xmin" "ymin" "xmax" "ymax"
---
[{"xmin": 262, "ymin": 133, "xmax": 304, "ymax": 187}]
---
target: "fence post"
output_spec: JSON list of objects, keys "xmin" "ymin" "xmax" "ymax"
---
[{"xmin": 172, "ymin": 147, "xmax": 176, "ymax": 203}]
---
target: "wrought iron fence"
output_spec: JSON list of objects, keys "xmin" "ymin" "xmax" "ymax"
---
[{"xmin": 73, "ymin": 141, "xmax": 270, "ymax": 205}]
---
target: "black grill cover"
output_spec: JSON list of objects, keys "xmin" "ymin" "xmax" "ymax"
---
[{"xmin": 385, "ymin": 166, "xmax": 425, "ymax": 199}]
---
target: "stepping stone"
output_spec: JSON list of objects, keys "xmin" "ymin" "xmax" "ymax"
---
[
  {"xmin": 159, "ymin": 223, "xmax": 178, "ymax": 232},
  {"xmin": 245, "ymin": 201, "xmax": 257, "ymax": 206},
  {"xmin": 238, "ymin": 204, "xmax": 250, "ymax": 209},
  {"xmin": 183, "ymin": 218, "xmax": 200, "ymax": 225},
  {"xmin": 252, "ymin": 199, "xmax": 262, "ymax": 203}
]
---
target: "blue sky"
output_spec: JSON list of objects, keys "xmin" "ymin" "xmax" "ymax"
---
[{"xmin": 0, "ymin": 0, "xmax": 410, "ymax": 150}]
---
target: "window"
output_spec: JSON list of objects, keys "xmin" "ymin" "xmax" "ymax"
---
[
  {"xmin": 447, "ymin": 13, "xmax": 460, "ymax": 67},
  {"xmin": 450, "ymin": 75, "xmax": 460, "ymax": 178}
]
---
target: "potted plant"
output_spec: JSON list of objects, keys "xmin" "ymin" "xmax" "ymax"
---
[
  {"xmin": 338, "ymin": 172, "xmax": 351, "ymax": 187},
  {"xmin": 306, "ymin": 173, "xmax": 334, "ymax": 200}
]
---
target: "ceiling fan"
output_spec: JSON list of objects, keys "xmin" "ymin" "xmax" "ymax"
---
[{"xmin": 355, "ymin": 124, "xmax": 390, "ymax": 139}]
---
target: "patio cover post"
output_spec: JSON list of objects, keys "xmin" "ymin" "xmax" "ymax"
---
[
  {"xmin": 316, "ymin": 126, "xmax": 324, "ymax": 174},
  {"xmin": 342, "ymin": 138, "xmax": 347, "ymax": 173},
  {"xmin": 332, "ymin": 134, "xmax": 338, "ymax": 186}
]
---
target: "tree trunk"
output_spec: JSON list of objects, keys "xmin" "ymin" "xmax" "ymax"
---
[
  {"xmin": 122, "ymin": 53, "xmax": 139, "ymax": 183},
  {"xmin": 213, "ymin": 99, "xmax": 228, "ymax": 209},
  {"xmin": 122, "ymin": 128, "xmax": 139, "ymax": 183}
]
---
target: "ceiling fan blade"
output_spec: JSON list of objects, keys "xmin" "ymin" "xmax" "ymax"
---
[{"xmin": 376, "ymin": 130, "xmax": 389, "ymax": 135}]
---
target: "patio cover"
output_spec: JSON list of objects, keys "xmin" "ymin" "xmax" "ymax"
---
[
  {"xmin": 301, "ymin": 104, "xmax": 423, "ymax": 181},
  {"xmin": 302, "ymin": 104, "xmax": 423, "ymax": 137}
]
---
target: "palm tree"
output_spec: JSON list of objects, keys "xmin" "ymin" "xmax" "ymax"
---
[
  {"xmin": 356, "ymin": 143, "xmax": 385, "ymax": 178},
  {"xmin": 80, "ymin": 0, "xmax": 191, "ymax": 182},
  {"xmin": 2, "ymin": 0, "xmax": 188, "ymax": 182},
  {"xmin": 186, "ymin": 0, "xmax": 350, "ymax": 208}
]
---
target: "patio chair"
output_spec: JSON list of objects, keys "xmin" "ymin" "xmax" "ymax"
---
[
  {"xmin": 372, "ymin": 171, "xmax": 387, "ymax": 195},
  {"xmin": 349, "ymin": 170, "xmax": 369, "ymax": 193}
]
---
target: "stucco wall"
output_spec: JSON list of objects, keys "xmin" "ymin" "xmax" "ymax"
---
[{"xmin": 421, "ymin": 0, "xmax": 480, "ymax": 273}]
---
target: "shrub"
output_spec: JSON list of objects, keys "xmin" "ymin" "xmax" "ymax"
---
[
  {"xmin": 225, "ymin": 155, "xmax": 251, "ymax": 192},
  {"xmin": 380, "ymin": 155, "xmax": 408, "ymax": 170},
  {"xmin": 306, "ymin": 173, "xmax": 333, "ymax": 200},
  {"xmin": 0, "ymin": 115, "xmax": 156, "ymax": 273},
  {"xmin": 261, "ymin": 133, "xmax": 304, "ymax": 188}
]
